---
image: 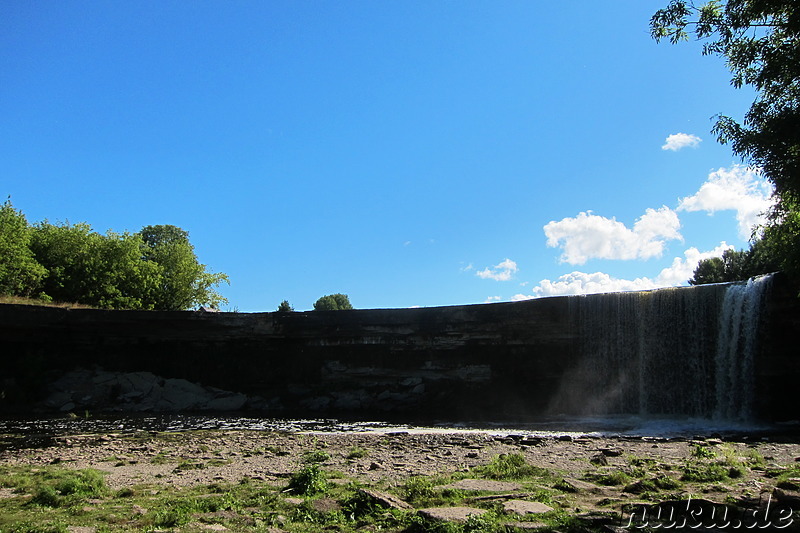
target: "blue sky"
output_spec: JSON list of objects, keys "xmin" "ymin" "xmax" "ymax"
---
[{"xmin": 1, "ymin": 1, "xmax": 773, "ymax": 311}]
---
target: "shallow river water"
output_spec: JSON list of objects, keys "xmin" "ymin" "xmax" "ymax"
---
[{"xmin": 0, "ymin": 413, "xmax": 794, "ymax": 440}]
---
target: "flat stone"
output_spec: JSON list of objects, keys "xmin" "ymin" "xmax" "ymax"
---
[
  {"xmin": 502, "ymin": 499, "xmax": 554, "ymax": 515},
  {"xmin": 440, "ymin": 479, "xmax": 522, "ymax": 492},
  {"xmin": 358, "ymin": 488, "xmax": 413, "ymax": 510},
  {"xmin": 418, "ymin": 507, "xmax": 488, "ymax": 522}
]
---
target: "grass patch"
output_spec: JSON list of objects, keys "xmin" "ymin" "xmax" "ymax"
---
[
  {"xmin": 302, "ymin": 449, "xmax": 331, "ymax": 464},
  {"xmin": 691, "ymin": 444, "xmax": 717, "ymax": 459},
  {"xmin": 681, "ymin": 462, "xmax": 730, "ymax": 483},
  {"xmin": 346, "ymin": 446, "xmax": 369, "ymax": 459},
  {"xmin": 473, "ymin": 453, "xmax": 551, "ymax": 480},
  {"xmin": 19, "ymin": 468, "xmax": 106, "ymax": 508},
  {"xmin": 0, "ymin": 295, "xmax": 95, "ymax": 309}
]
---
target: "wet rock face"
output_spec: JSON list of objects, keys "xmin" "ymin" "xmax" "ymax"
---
[
  {"xmin": 2, "ymin": 276, "xmax": 798, "ymax": 419},
  {"xmin": 1, "ymin": 299, "xmax": 579, "ymax": 417}
]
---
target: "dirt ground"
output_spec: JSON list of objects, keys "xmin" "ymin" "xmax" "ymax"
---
[{"xmin": 2, "ymin": 429, "xmax": 799, "ymax": 499}]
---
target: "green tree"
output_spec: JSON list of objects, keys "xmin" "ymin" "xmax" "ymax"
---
[
  {"xmin": 0, "ymin": 198, "xmax": 46, "ymax": 297},
  {"xmin": 28, "ymin": 222, "xmax": 158, "ymax": 309},
  {"xmin": 277, "ymin": 299, "xmax": 294, "ymax": 312},
  {"xmin": 313, "ymin": 293, "xmax": 353, "ymax": 311},
  {"xmin": 652, "ymin": 0, "xmax": 800, "ymax": 283},
  {"xmin": 137, "ymin": 224, "xmax": 229, "ymax": 310},
  {"xmin": 689, "ymin": 239, "xmax": 780, "ymax": 284},
  {"xmin": 29, "ymin": 221, "xmax": 104, "ymax": 304}
]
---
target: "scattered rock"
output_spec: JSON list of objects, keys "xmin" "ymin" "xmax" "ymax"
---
[
  {"xmin": 777, "ymin": 478, "xmax": 800, "ymax": 490},
  {"xmin": 599, "ymin": 448, "xmax": 623, "ymax": 457},
  {"xmin": 590, "ymin": 453, "xmax": 609, "ymax": 466},
  {"xmin": 773, "ymin": 487, "xmax": 800, "ymax": 506}
]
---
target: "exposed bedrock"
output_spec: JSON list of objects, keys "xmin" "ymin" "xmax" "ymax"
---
[{"xmin": 1, "ymin": 274, "xmax": 798, "ymax": 421}]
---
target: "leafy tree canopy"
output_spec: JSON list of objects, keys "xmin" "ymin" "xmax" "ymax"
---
[
  {"xmin": 136, "ymin": 224, "xmax": 229, "ymax": 311},
  {"xmin": 652, "ymin": 0, "xmax": 799, "ymax": 202},
  {"xmin": 689, "ymin": 240, "xmax": 779, "ymax": 284},
  {"xmin": 652, "ymin": 0, "xmax": 800, "ymax": 285},
  {"xmin": 313, "ymin": 293, "xmax": 353, "ymax": 311},
  {"xmin": 0, "ymin": 199, "xmax": 46, "ymax": 297},
  {"xmin": 0, "ymin": 202, "xmax": 229, "ymax": 310},
  {"xmin": 277, "ymin": 300, "xmax": 294, "ymax": 313}
]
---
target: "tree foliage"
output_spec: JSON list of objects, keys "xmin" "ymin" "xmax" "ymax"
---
[
  {"xmin": 652, "ymin": 0, "xmax": 800, "ymax": 284},
  {"xmin": 0, "ymin": 202, "xmax": 228, "ymax": 310},
  {"xmin": 313, "ymin": 293, "xmax": 353, "ymax": 311},
  {"xmin": 29, "ymin": 222, "xmax": 163, "ymax": 309},
  {"xmin": 0, "ymin": 199, "xmax": 46, "ymax": 297},
  {"xmin": 136, "ymin": 224, "xmax": 229, "ymax": 311},
  {"xmin": 689, "ymin": 240, "xmax": 779, "ymax": 284},
  {"xmin": 277, "ymin": 300, "xmax": 294, "ymax": 313}
]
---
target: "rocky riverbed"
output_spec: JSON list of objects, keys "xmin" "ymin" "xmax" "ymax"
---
[{"xmin": 1, "ymin": 429, "xmax": 800, "ymax": 531}]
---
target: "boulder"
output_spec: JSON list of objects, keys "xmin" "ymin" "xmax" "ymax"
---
[
  {"xmin": 157, "ymin": 378, "xmax": 212, "ymax": 410},
  {"xmin": 206, "ymin": 393, "xmax": 248, "ymax": 411}
]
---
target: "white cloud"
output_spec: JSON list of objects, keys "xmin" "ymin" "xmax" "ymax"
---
[
  {"xmin": 485, "ymin": 296, "xmax": 502, "ymax": 303},
  {"xmin": 513, "ymin": 272, "xmax": 660, "ymax": 300},
  {"xmin": 677, "ymin": 165, "xmax": 774, "ymax": 239},
  {"xmin": 654, "ymin": 242, "xmax": 734, "ymax": 286},
  {"xmin": 514, "ymin": 243, "xmax": 733, "ymax": 299},
  {"xmin": 543, "ymin": 207, "xmax": 682, "ymax": 265},
  {"xmin": 476, "ymin": 258, "xmax": 518, "ymax": 281},
  {"xmin": 662, "ymin": 133, "xmax": 701, "ymax": 151}
]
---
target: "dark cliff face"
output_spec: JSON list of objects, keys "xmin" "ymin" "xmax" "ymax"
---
[{"xmin": 1, "ymin": 279, "xmax": 797, "ymax": 421}]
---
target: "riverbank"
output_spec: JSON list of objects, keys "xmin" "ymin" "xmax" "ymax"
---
[{"xmin": 1, "ymin": 429, "xmax": 800, "ymax": 531}]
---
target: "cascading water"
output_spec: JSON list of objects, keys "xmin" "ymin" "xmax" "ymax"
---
[
  {"xmin": 551, "ymin": 275, "xmax": 773, "ymax": 421},
  {"xmin": 714, "ymin": 274, "xmax": 773, "ymax": 421}
]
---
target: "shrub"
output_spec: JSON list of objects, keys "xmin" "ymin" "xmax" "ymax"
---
[{"xmin": 287, "ymin": 465, "xmax": 327, "ymax": 496}]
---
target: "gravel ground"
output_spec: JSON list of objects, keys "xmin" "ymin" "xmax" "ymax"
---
[{"xmin": 2, "ymin": 429, "xmax": 799, "ymax": 498}]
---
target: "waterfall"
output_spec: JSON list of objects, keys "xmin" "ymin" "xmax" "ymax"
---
[
  {"xmin": 551, "ymin": 275, "xmax": 772, "ymax": 420},
  {"xmin": 714, "ymin": 274, "xmax": 773, "ymax": 421}
]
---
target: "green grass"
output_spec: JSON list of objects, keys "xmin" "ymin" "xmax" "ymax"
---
[
  {"xmin": 472, "ymin": 453, "xmax": 551, "ymax": 480},
  {"xmin": 691, "ymin": 444, "xmax": 717, "ymax": 459},
  {"xmin": 302, "ymin": 449, "xmax": 331, "ymax": 464},
  {"xmin": 0, "ymin": 436, "xmax": 789, "ymax": 533},
  {"xmin": 346, "ymin": 446, "xmax": 369, "ymax": 460}
]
